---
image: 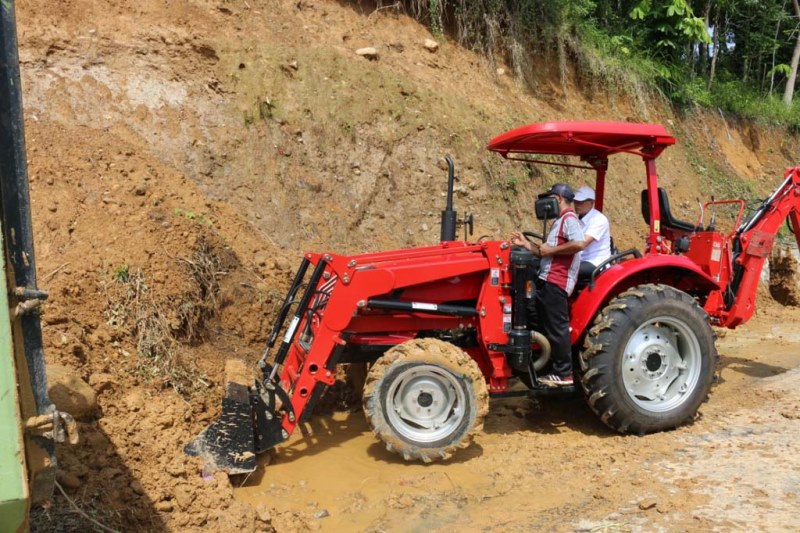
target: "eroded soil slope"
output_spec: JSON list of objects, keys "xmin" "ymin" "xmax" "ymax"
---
[{"xmin": 14, "ymin": 0, "xmax": 800, "ymax": 531}]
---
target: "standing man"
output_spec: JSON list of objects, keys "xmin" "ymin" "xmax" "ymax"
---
[
  {"xmin": 511, "ymin": 183, "xmax": 584, "ymax": 387},
  {"xmin": 573, "ymin": 185, "xmax": 611, "ymax": 279}
]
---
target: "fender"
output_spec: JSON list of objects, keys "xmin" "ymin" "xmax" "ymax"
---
[{"xmin": 569, "ymin": 255, "xmax": 720, "ymax": 344}]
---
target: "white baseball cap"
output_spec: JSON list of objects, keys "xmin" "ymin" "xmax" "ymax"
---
[{"xmin": 574, "ymin": 186, "xmax": 596, "ymax": 202}]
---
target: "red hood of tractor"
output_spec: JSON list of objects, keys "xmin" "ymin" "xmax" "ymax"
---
[{"xmin": 487, "ymin": 121, "xmax": 676, "ymax": 159}]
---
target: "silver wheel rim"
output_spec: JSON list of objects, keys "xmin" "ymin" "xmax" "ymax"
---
[
  {"xmin": 621, "ymin": 315, "xmax": 702, "ymax": 413},
  {"xmin": 385, "ymin": 364, "xmax": 467, "ymax": 444}
]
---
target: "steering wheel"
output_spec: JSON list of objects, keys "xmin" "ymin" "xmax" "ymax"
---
[{"xmin": 522, "ymin": 230, "xmax": 544, "ymax": 243}]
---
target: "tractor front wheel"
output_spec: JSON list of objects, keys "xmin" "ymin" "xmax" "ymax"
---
[
  {"xmin": 363, "ymin": 338, "xmax": 488, "ymax": 462},
  {"xmin": 580, "ymin": 284, "xmax": 717, "ymax": 434}
]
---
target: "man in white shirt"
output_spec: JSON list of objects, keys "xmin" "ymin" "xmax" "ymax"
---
[{"xmin": 573, "ymin": 185, "xmax": 611, "ymax": 279}]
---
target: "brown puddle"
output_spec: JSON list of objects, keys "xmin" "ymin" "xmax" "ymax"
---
[{"xmin": 234, "ymin": 405, "xmax": 579, "ymax": 531}]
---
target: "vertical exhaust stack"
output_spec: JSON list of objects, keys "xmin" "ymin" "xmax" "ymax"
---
[{"xmin": 440, "ymin": 155, "xmax": 457, "ymax": 242}]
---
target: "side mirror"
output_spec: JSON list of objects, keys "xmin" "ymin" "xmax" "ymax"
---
[{"xmin": 535, "ymin": 197, "xmax": 559, "ymax": 221}]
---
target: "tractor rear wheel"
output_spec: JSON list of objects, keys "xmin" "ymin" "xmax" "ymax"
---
[
  {"xmin": 580, "ymin": 284, "xmax": 717, "ymax": 434},
  {"xmin": 363, "ymin": 338, "xmax": 488, "ymax": 462}
]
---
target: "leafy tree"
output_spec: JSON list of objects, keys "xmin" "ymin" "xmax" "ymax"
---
[
  {"xmin": 784, "ymin": 0, "xmax": 800, "ymax": 104},
  {"xmin": 629, "ymin": 0, "xmax": 711, "ymax": 61},
  {"xmin": 387, "ymin": 0, "xmax": 800, "ymax": 122}
]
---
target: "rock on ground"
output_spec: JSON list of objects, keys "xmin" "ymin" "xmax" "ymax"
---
[
  {"xmin": 355, "ymin": 47, "xmax": 378, "ymax": 60},
  {"xmin": 46, "ymin": 364, "xmax": 97, "ymax": 420}
]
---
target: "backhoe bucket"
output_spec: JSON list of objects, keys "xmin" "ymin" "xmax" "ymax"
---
[{"xmin": 184, "ymin": 360, "xmax": 257, "ymax": 474}]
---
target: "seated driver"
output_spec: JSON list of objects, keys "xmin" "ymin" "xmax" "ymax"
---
[
  {"xmin": 511, "ymin": 183, "xmax": 584, "ymax": 387},
  {"xmin": 573, "ymin": 185, "xmax": 611, "ymax": 279}
]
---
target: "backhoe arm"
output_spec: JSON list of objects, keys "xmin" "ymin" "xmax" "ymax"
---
[{"xmin": 724, "ymin": 167, "xmax": 800, "ymax": 326}]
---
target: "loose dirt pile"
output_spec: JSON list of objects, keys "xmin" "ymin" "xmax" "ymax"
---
[
  {"xmin": 13, "ymin": 0, "xmax": 800, "ymax": 531},
  {"xmin": 769, "ymin": 246, "xmax": 800, "ymax": 305},
  {"xmin": 25, "ymin": 121, "xmax": 288, "ymax": 531}
]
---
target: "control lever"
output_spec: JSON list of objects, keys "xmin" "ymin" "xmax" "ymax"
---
[
  {"xmin": 707, "ymin": 196, "xmax": 716, "ymax": 231},
  {"xmin": 696, "ymin": 197, "xmax": 705, "ymax": 231},
  {"xmin": 463, "ymin": 213, "xmax": 474, "ymax": 240}
]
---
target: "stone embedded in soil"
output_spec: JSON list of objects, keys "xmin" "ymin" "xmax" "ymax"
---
[
  {"xmin": 273, "ymin": 257, "xmax": 292, "ymax": 271},
  {"xmin": 88, "ymin": 372, "xmax": 116, "ymax": 392},
  {"xmin": 254, "ymin": 251, "xmax": 270, "ymax": 267},
  {"xmin": 638, "ymin": 498, "xmax": 658, "ymax": 510},
  {"xmin": 423, "ymin": 39, "xmax": 439, "ymax": 52},
  {"xmin": 123, "ymin": 390, "xmax": 145, "ymax": 412},
  {"xmin": 130, "ymin": 480, "xmax": 145, "ymax": 495},
  {"xmin": 155, "ymin": 500, "xmax": 174, "ymax": 512},
  {"xmin": 355, "ymin": 47, "xmax": 378, "ymax": 60},
  {"xmin": 46, "ymin": 364, "xmax": 97, "ymax": 420},
  {"xmin": 256, "ymin": 504, "xmax": 272, "ymax": 523},
  {"xmin": 166, "ymin": 459, "xmax": 187, "ymax": 477},
  {"xmin": 174, "ymin": 485, "xmax": 196, "ymax": 510}
]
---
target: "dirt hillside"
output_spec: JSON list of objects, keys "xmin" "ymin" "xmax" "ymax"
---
[{"xmin": 13, "ymin": 1, "xmax": 800, "ymax": 531}]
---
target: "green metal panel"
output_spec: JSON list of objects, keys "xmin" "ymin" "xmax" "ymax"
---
[
  {"xmin": 1, "ymin": 0, "xmax": 37, "ymax": 529},
  {"xmin": 0, "ymin": 225, "xmax": 26, "ymax": 531}
]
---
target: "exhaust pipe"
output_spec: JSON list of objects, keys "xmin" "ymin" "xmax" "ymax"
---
[{"xmin": 440, "ymin": 155, "xmax": 457, "ymax": 242}]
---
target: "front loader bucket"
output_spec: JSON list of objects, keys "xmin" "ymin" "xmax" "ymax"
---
[{"xmin": 185, "ymin": 360, "xmax": 257, "ymax": 475}]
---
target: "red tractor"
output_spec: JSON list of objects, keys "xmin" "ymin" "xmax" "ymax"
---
[{"xmin": 187, "ymin": 121, "xmax": 800, "ymax": 473}]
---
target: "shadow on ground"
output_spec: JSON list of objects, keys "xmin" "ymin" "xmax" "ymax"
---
[{"xmin": 29, "ymin": 421, "xmax": 167, "ymax": 532}]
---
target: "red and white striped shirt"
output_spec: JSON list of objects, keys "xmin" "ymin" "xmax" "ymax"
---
[{"xmin": 538, "ymin": 208, "xmax": 584, "ymax": 295}]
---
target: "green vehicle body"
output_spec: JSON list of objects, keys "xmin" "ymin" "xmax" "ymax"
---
[
  {"xmin": 1, "ymin": 1, "xmax": 69, "ymax": 530},
  {"xmin": 0, "ymin": 240, "xmax": 26, "ymax": 531}
]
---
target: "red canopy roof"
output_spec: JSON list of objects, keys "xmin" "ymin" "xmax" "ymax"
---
[{"xmin": 487, "ymin": 121, "xmax": 676, "ymax": 159}]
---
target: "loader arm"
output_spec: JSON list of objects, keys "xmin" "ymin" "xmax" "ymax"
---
[
  {"xmin": 186, "ymin": 242, "xmax": 508, "ymax": 473},
  {"xmin": 275, "ymin": 246, "xmax": 495, "ymax": 437},
  {"xmin": 721, "ymin": 166, "xmax": 800, "ymax": 327}
]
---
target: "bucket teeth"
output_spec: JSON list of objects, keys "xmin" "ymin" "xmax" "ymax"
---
[{"xmin": 184, "ymin": 359, "xmax": 257, "ymax": 474}]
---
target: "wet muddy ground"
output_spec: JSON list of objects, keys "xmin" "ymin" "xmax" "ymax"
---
[{"xmin": 236, "ymin": 306, "xmax": 800, "ymax": 532}]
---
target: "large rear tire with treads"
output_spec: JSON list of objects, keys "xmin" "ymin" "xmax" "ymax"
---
[{"xmin": 580, "ymin": 284, "xmax": 717, "ymax": 434}]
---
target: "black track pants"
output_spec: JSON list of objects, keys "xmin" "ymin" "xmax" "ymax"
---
[{"xmin": 528, "ymin": 281, "xmax": 572, "ymax": 377}]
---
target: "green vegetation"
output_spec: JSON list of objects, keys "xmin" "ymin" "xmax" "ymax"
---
[
  {"xmin": 104, "ymin": 246, "xmax": 220, "ymax": 398},
  {"xmin": 112, "ymin": 263, "xmax": 130, "ymax": 283},
  {"xmin": 398, "ymin": 0, "xmax": 800, "ymax": 127},
  {"xmin": 174, "ymin": 207, "xmax": 213, "ymax": 226}
]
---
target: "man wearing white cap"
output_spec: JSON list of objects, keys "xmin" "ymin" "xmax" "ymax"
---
[{"xmin": 573, "ymin": 185, "xmax": 611, "ymax": 279}]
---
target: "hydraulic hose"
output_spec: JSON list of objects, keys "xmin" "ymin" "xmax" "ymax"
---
[{"xmin": 531, "ymin": 331, "xmax": 551, "ymax": 372}]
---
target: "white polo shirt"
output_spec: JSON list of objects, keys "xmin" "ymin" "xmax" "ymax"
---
[{"xmin": 580, "ymin": 208, "xmax": 611, "ymax": 266}]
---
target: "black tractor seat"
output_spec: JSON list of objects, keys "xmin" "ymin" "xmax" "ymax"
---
[{"xmin": 641, "ymin": 188, "xmax": 698, "ymax": 233}]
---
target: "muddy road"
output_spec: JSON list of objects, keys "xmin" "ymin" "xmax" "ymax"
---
[{"xmin": 236, "ymin": 305, "xmax": 800, "ymax": 532}]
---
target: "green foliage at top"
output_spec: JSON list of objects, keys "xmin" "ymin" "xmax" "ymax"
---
[
  {"xmin": 396, "ymin": 0, "xmax": 800, "ymax": 128},
  {"xmin": 629, "ymin": 0, "xmax": 711, "ymax": 59}
]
